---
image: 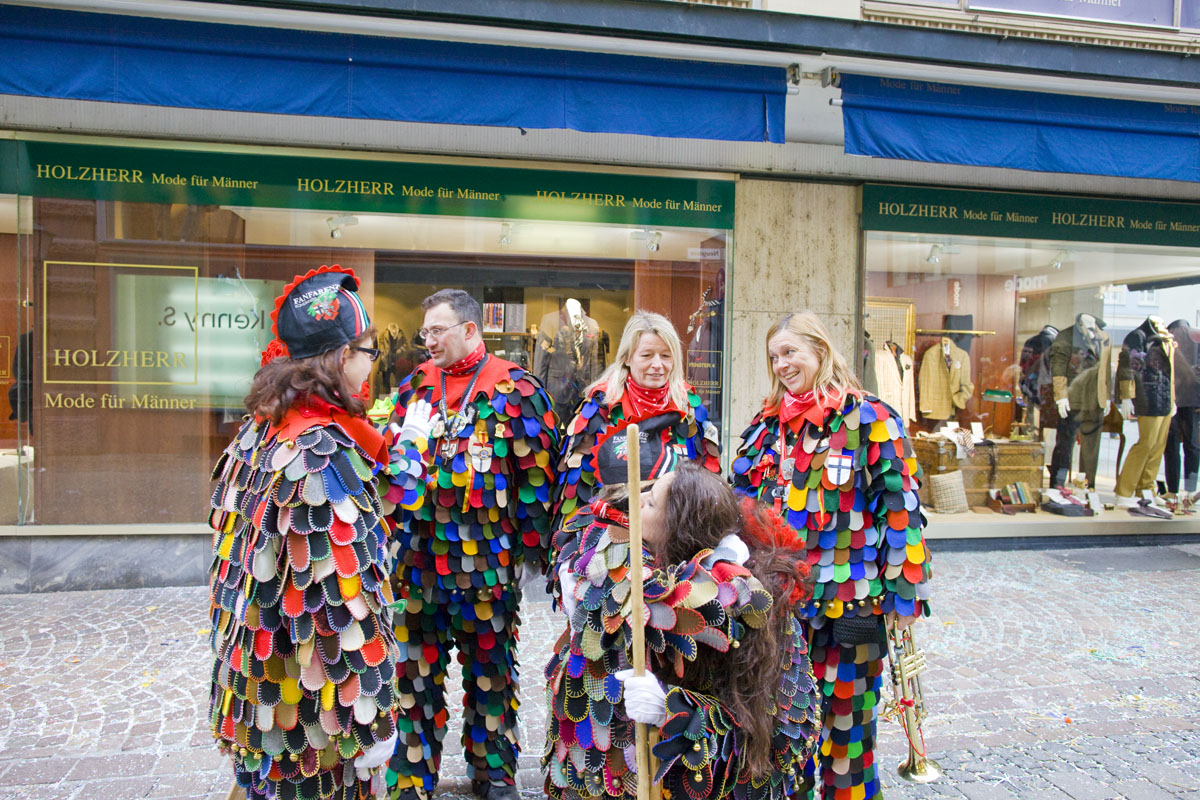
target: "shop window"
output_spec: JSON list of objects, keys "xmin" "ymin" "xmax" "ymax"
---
[
  {"xmin": 864, "ymin": 229, "xmax": 1200, "ymax": 520},
  {"xmin": 6, "ymin": 195, "xmax": 729, "ymax": 527}
]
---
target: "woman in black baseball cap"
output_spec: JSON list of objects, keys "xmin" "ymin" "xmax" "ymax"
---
[{"xmin": 206, "ymin": 265, "xmax": 406, "ymax": 800}]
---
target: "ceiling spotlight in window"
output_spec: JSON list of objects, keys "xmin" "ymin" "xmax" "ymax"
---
[
  {"xmin": 498, "ymin": 222, "xmax": 512, "ymax": 246},
  {"xmin": 647, "ymin": 231, "xmax": 663, "ymax": 252},
  {"xmin": 926, "ymin": 244, "xmax": 942, "ymax": 264},
  {"xmin": 1050, "ymin": 250, "xmax": 1069, "ymax": 270}
]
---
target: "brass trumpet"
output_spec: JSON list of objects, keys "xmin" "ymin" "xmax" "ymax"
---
[{"xmin": 883, "ymin": 617, "xmax": 942, "ymax": 783}]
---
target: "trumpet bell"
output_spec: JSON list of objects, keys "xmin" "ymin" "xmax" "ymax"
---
[{"xmin": 898, "ymin": 757, "xmax": 942, "ymax": 784}]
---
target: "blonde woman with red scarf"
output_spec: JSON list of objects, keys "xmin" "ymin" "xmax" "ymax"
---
[
  {"xmin": 207, "ymin": 266, "xmax": 402, "ymax": 800},
  {"xmin": 549, "ymin": 310, "xmax": 721, "ymax": 536},
  {"xmin": 730, "ymin": 311, "xmax": 933, "ymax": 800}
]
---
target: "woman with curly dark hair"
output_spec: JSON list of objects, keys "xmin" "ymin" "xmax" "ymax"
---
[
  {"xmin": 207, "ymin": 265, "xmax": 410, "ymax": 800},
  {"xmin": 544, "ymin": 434, "xmax": 821, "ymax": 800}
]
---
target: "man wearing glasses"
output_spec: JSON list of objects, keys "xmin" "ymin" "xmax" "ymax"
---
[{"xmin": 382, "ymin": 289, "xmax": 560, "ymax": 800}]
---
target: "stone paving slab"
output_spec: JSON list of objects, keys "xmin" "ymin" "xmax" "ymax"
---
[{"xmin": 2, "ymin": 544, "xmax": 1199, "ymax": 799}]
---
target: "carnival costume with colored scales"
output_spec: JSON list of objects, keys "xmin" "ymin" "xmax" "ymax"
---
[
  {"xmin": 381, "ymin": 353, "xmax": 560, "ymax": 795},
  {"xmin": 732, "ymin": 393, "xmax": 932, "ymax": 800},
  {"xmin": 207, "ymin": 267, "xmax": 401, "ymax": 800},
  {"xmin": 550, "ymin": 384, "xmax": 721, "ymax": 528},
  {"xmin": 543, "ymin": 502, "xmax": 821, "ymax": 800}
]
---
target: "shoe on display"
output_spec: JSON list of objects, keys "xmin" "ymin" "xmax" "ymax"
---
[
  {"xmin": 1114, "ymin": 494, "xmax": 1137, "ymax": 509},
  {"xmin": 1128, "ymin": 499, "xmax": 1173, "ymax": 520}
]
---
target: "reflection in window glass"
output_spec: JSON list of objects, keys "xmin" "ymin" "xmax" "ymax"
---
[{"xmin": 20, "ymin": 199, "xmax": 729, "ymax": 525}]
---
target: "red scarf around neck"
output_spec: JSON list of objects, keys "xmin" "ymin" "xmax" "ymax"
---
[
  {"xmin": 773, "ymin": 389, "xmax": 839, "ymax": 432},
  {"xmin": 622, "ymin": 377, "xmax": 674, "ymax": 419},
  {"xmin": 446, "ymin": 342, "xmax": 487, "ymax": 376}
]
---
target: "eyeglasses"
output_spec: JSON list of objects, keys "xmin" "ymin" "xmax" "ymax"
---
[
  {"xmin": 350, "ymin": 346, "xmax": 381, "ymax": 362},
  {"xmin": 419, "ymin": 321, "xmax": 469, "ymax": 341}
]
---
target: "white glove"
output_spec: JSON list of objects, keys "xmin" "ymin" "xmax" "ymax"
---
[
  {"xmin": 397, "ymin": 399, "xmax": 437, "ymax": 444},
  {"xmin": 1121, "ymin": 399, "xmax": 1135, "ymax": 419},
  {"xmin": 558, "ymin": 564, "xmax": 579, "ymax": 621},
  {"xmin": 1056, "ymin": 397, "xmax": 1070, "ymax": 418},
  {"xmin": 716, "ymin": 534, "xmax": 750, "ymax": 566},
  {"xmin": 353, "ymin": 727, "xmax": 397, "ymax": 780},
  {"xmin": 518, "ymin": 561, "xmax": 543, "ymax": 590},
  {"xmin": 614, "ymin": 669, "xmax": 667, "ymax": 726}
]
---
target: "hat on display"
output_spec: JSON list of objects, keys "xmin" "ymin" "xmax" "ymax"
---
[
  {"xmin": 262, "ymin": 265, "xmax": 371, "ymax": 364},
  {"xmin": 593, "ymin": 411, "xmax": 685, "ymax": 486}
]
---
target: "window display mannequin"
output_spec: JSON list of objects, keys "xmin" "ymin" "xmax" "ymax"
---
[
  {"xmin": 534, "ymin": 298, "xmax": 603, "ymax": 418},
  {"xmin": 1114, "ymin": 315, "xmax": 1177, "ymax": 507},
  {"xmin": 918, "ymin": 335, "xmax": 974, "ymax": 422},
  {"xmin": 1165, "ymin": 319, "xmax": 1200, "ymax": 510},
  {"xmin": 873, "ymin": 337, "xmax": 915, "ymax": 423},
  {"xmin": 685, "ymin": 276, "xmax": 724, "ymax": 404},
  {"xmin": 861, "ymin": 329, "xmax": 878, "ymax": 395},
  {"xmin": 374, "ymin": 322, "xmax": 426, "ymax": 396},
  {"xmin": 1046, "ymin": 313, "xmax": 1111, "ymax": 489},
  {"xmin": 1018, "ymin": 325, "xmax": 1058, "ymax": 428}
]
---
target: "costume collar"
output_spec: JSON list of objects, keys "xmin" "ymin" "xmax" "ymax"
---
[
  {"xmin": 417, "ymin": 351, "xmax": 512, "ymax": 408},
  {"xmin": 265, "ymin": 395, "xmax": 387, "ymax": 465},
  {"xmin": 592, "ymin": 500, "xmax": 629, "ymax": 528}
]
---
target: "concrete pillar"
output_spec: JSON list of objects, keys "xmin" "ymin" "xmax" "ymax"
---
[{"xmin": 728, "ymin": 179, "xmax": 861, "ymax": 434}]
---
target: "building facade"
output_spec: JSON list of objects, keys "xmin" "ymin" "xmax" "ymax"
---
[{"xmin": 2, "ymin": 0, "xmax": 1199, "ymax": 591}]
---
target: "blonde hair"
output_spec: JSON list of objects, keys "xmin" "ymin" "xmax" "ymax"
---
[
  {"xmin": 764, "ymin": 311, "xmax": 863, "ymax": 410},
  {"xmin": 588, "ymin": 310, "xmax": 690, "ymax": 413}
]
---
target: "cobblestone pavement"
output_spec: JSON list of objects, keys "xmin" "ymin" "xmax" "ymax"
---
[{"xmin": 2, "ymin": 543, "xmax": 1200, "ymax": 800}]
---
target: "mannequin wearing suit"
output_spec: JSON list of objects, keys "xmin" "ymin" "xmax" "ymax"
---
[
  {"xmin": 1046, "ymin": 314, "xmax": 1111, "ymax": 490},
  {"xmin": 874, "ymin": 339, "xmax": 915, "ymax": 424},
  {"xmin": 534, "ymin": 299, "xmax": 603, "ymax": 419},
  {"xmin": 1114, "ymin": 316, "xmax": 1177, "ymax": 504},
  {"xmin": 918, "ymin": 336, "xmax": 973, "ymax": 422}
]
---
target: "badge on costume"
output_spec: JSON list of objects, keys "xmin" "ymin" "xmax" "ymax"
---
[
  {"xmin": 468, "ymin": 438, "xmax": 493, "ymax": 472},
  {"xmin": 825, "ymin": 450, "xmax": 853, "ymax": 485},
  {"xmin": 431, "ymin": 416, "xmax": 446, "ymax": 439},
  {"xmin": 780, "ymin": 457, "xmax": 795, "ymax": 481}
]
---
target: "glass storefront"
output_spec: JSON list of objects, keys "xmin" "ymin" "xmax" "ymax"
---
[
  {"xmin": 863, "ymin": 185, "xmax": 1200, "ymax": 522},
  {"xmin": 0, "ymin": 139, "xmax": 732, "ymax": 527}
]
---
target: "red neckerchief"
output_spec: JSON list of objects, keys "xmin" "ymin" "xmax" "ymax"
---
[
  {"xmin": 621, "ymin": 377, "xmax": 676, "ymax": 419},
  {"xmin": 768, "ymin": 390, "xmax": 840, "ymax": 434},
  {"xmin": 265, "ymin": 395, "xmax": 387, "ymax": 465},
  {"xmin": 446, "ymin": 342, "xmax": 486, "ymax": 376},
  {"xmin": 416, "ymin": 352, "xmax": 512, "ymax": 408},
  {"xmin": 592, "ymin": 500, "xmax": 630, "ymax": 528}
]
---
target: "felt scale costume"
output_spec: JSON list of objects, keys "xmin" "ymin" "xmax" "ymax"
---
[
  {"xmin": 207, "ymin": 267, "xmax": 402, "ymax": 800},
  {"xmin": 381, "ymin": 352, "xmax": 560, "ymax": 796},
  {"xmin": 550, "ymin": 383, "xmax": 721, "ymax": 533},
  {"xmin": 543, "ymin": 501, "xmax": 821, "ymax": 800},
  {"xmin": 731, "ymin": 392, "xmax": 932, "ymax": 800}
]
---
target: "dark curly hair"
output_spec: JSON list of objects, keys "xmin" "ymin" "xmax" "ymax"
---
[
  {"xmin": 244, "ymin": 326, "xmax": 377, "ymax": 424},
  {"xmin": 648, "ymin": 464, "xmax": 813, "ymax": 779}
]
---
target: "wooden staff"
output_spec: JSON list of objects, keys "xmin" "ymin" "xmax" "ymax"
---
[{"xmin": 625, "ymin": 424, "xmax": 658, "ymax": 800}]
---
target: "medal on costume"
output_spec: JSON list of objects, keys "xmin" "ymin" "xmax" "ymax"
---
[
  {"xmin": 825, "ymin": 450, "xmax": 854, "ymax": 486},
  {"xmin": 780, "ymin": 457, "xmax": 795, "ymax": 481},
  {"xmin": 435, "ymin": 356, "xmax": 488, "ymax": 462},
  {"xmin": 468, "ymin": 436, "xmax": 493, "ymax": 472}
]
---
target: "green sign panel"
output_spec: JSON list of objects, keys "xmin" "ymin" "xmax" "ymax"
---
[
  {"xmin": 1, "ymin": 139, "xmax": 733, "ymax": 229},
  {"xmin": 863, "ymin": 184, "xmax": 1200, "ymax": 247}
]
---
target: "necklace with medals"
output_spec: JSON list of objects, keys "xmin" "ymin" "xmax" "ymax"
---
[{"xmin": 433, "ymin": 354, "xmax": 488, "ymax": 460}]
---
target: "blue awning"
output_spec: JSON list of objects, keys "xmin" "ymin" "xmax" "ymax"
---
[
  {"xmin": 0, "ymin": 6, "xmax": 785, "ymax": 143},
  {"xmin": 840, "ymin": 73, "xmax": 1200, "ymax": 183}
]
